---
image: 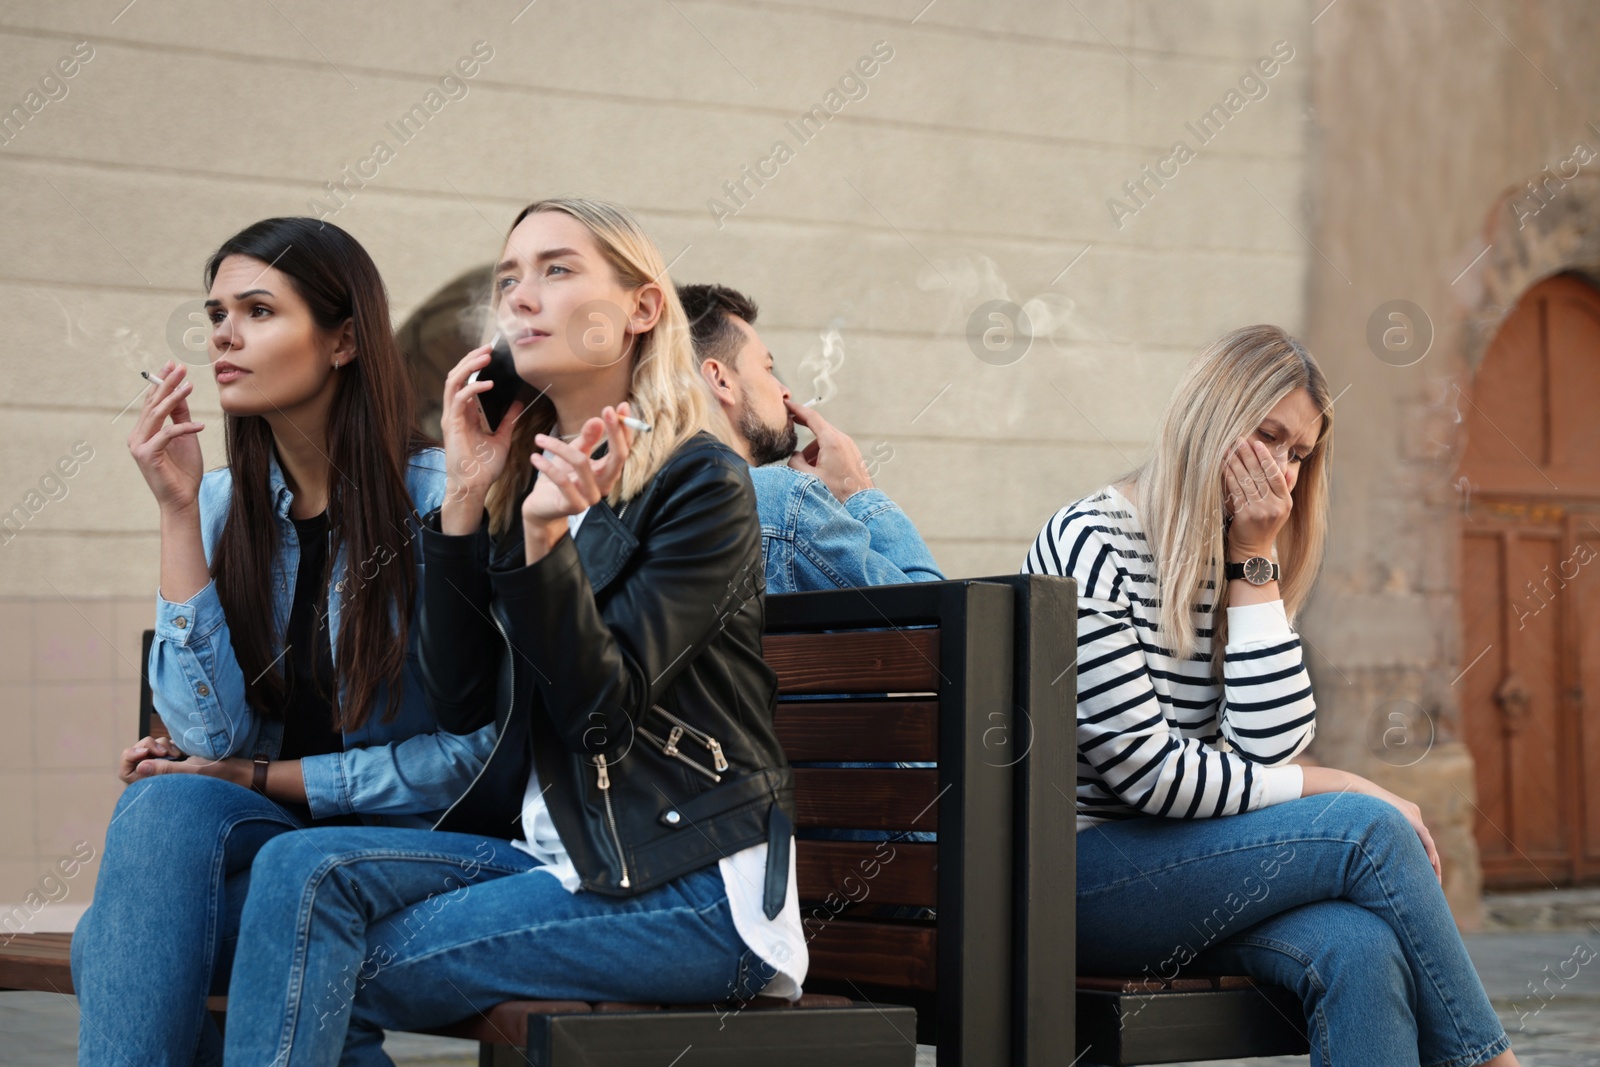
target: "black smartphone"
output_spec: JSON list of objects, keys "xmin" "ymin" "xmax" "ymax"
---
[{"xmin": 468, "ymin": 335, "xmax": 532, "ymax": 432}]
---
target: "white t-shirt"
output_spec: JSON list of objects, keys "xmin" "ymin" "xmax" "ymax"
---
[{"xmin": 510, "ymin": 508, "xmax": 808, "ymax": 999}]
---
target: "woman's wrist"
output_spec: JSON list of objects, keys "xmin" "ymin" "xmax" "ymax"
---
[
  {"xmin": 158, "ymin": 502, "xmax": 210, "ymax": 604},
  {"xmin": 1226, "ymin": 541, "xmax": 1277, "ymax": 564},
  {"xmin": 440, "ymin": 493, "xmax": 487, "ymax": 536},
  {"xmin": 227, "ymin": 757, "xmax": 255, "ymax": 790},
  {"xmin": 1300, "ymin": 765, "xmax": 1359, "ymax": 796},
  {"xmin": 158, "ymin": 502, "xmax": 203, "ymax": 539},
  {"xmin": 522, "ymin": 517, "xmax": 567, "ymax": 565}
]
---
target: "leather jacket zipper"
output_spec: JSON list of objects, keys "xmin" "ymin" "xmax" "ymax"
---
[
  {"xmin": 594, "ymin": 754, "xmax": 630, "ymax": 888},
  {"xmin": 647, "ymin": 704, "xmax": 730, "ymax": 773},
  {"xmin": 636, "ymin": 725, "xmax": 722, "ymax": 783},
  {"xmin": 586, "ymin": 497, "xmax": 632, "ymax": 888}
]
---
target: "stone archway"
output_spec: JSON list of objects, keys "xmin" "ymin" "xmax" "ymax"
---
[
  {"xmin": 1459, "ymin": 174, "xmax": 1600, "ymax": 373},
  {"xmin": 1451, "ymin": 175, "xmax": 1600, "ymax": 889},
  {"xmin": 395, "ymin": 264, "xmax": 492, "ymax": 437}
]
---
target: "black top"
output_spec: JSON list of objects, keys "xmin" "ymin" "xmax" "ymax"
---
[{"xmin": 278, "ymin": 510, "xmax": 344, "ymax": 761}]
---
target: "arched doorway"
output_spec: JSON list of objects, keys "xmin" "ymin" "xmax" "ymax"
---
[{"xmin": 1457, "ymin": 271, "xmax": 1600, "ymax": 889}]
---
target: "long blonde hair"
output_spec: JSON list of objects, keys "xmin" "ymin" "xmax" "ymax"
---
[
  {"xmin": 1131, "ymin": 324, "xmax": 1334, "ymax": 667},
  {"xmin": 483, "ymin": 198, "xmax": 715, "ymax": 537}
]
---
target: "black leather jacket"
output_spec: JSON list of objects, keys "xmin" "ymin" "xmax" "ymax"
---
[{"xmin": 416, "ymin": 432, "xmax": 794, "ymax": 914}]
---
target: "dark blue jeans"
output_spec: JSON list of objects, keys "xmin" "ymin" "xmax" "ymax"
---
[
  {"xmin": 1077, "ymin": 793, "xmax": 1510, "ymax": 1067},
  {"xmin": 73, "ymin": 774, "xmax": 316, "ymax": 1067},
  {"xmin": 219, "ymin": 824, "xmax": 753, "ymax": 1065}
]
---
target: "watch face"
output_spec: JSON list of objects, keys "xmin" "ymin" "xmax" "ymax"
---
[{"xmin": 1243, "ymin": 556, "xmax": 1274, "ymax": 585}]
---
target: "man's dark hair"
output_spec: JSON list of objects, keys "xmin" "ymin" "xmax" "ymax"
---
[{"xmin": 678, "ymin": 283, "xmax": 758, "ymax": 366}]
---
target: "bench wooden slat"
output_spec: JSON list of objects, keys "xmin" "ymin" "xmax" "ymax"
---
[
  {"xmin": 763, "ymin": 631, "xmax": 940, "ymax": 695},
  {"xmin": 421, "ymin": 1000, "xmax": 595, "ymax": 1042},
  {"xmin": 795, "ymin": 841, "xmax": 936, "ymax": 907},
  {"xmin": 421, "ymin": 993, "xmax": 855, "ymax": 1045},
  {"xmin": 806, "ymin": 920, "xmax": 936, "ymax": 992},
  {"xmin": 0, "ymin": 933, "xmax": 74, "ymax": 994},
  {"xmin": 1076, "ymin": 975, "xmax": 1256, "ymax": 993},
  {"xmin": 6, "ymin": 932, "xmax": 70, "ymax": 945},
  {"xmin": 775, "ymin": 701, "xmax": 938, "ymax": 761},
  {"xmin": 793, "ymin": 769, "xmax": 939, "ymax": 831},
  {"xmin": 1077, "ymin": 984, "xmax": 1310, "ymax": 1065}
]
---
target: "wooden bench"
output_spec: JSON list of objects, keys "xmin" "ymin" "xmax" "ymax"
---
[
  {"xmin": 981, "ymin": 577, "xmax": 1310, "ymax": 1067},
  {"xmin": 1, "ymin": 578, "xmax": 1044, "ymax": 1065},
  {"xmin": 0, "ymin": 574, "xmax": 1313, "ymax": 1065},
  {"xmin": 1075, "ymin": 974, "xmax": 1308, "ymax": 1064}
]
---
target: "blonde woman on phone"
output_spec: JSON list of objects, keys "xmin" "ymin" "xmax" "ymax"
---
[
  {"xmin": 1025, "ymin": 325, "xmax": 1518, "ymax": 1067},
  {"xmin": 216, "ymin": 199, "xmax": 805, "ymax": 1063}
]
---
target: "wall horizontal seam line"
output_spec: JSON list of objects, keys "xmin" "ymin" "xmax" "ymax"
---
[
  {"xmin": 0, "ymin": 12, "xmax": 1310, "ymax": 80},
  {"xmin": 0, "ymin": 275, "xmax": 193, "ymax": 296},
  {"xmin": 0, "ymin": 156, "xmax": 1310, "ymax": 259},
  {"xmin": 0, "ymin": 400, "xmax": 220, "ymax": 416},
  {"xmin": 738, "ymin": 434, "xmax": 1152, "ymax": 447},
  {"xmin": 0, "ymin": 531, "xmax": 162, "ymax": 540},
  {"xmin": 703, "ymin": 0, "xmax": 1309, "ymax": 66},
  {"xmin": 0, "ymin": 26, "xmax": 1312, "ymax": 158},
  {"xmin": 920, "ymin": 536, "xmax": 1043, "ymax": 546},
  {"xmin": 0, "ymin": 401, "xmax": 1152, "ymax": 428},
  {"xmin": 719, "ymin": 332, "xmax": 1205, "ymax": 347}
]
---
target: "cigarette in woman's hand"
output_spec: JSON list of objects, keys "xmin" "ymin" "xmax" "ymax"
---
[
  {"xmin": 620, "ymin": 415, "xmax": 652, "ymax": 433},
  {"xmin": 141, "ymin": 370, "xmax": 165, "ymax": 386}
]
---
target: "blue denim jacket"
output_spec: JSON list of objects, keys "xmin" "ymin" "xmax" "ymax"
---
[
  {"xmin": 147, "ymin": 447, "xmax": 497, "ymax": 828},
  {"xmin": 749, "ymin": 465, "xmax": 944, "ymax": 594}
]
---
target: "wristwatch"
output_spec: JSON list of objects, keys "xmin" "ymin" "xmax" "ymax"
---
[
  {"xmin": 1225, "ymin": 556, "xmax": 1279, "ymax": 586},
  {"xmin": 252, "ymin": 757, "xmax": 270, "ymax": 795}
]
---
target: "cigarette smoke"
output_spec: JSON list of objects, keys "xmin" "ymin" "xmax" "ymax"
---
[
  {"xmin": 914, "ymin": 253, "xmax": 1102, "ymax": 347},
  {"xmin": 798, "ymin": 317, "xmax": 848, "ymax": 406}
]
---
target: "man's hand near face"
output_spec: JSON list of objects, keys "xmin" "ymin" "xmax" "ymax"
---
[{"xmin": 785, "ymin": 399, "xmax": 873, "ymax": 504}]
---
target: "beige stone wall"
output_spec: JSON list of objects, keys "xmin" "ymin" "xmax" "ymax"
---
[
  {"xmin": 1299, "ymin": 0, "xmax": 1600, "ymax": 925},
  {"xmin": 0, "ymin": 0, "xmax": 1313, "ymax": 914}
]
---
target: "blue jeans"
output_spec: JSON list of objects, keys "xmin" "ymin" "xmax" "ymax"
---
[
  {"xmin": 72, "ymin": 774, "xmax": 318, "ymax": 1067},
  {"xmin": 219, "ymin": 825, "xmax": 754, "ymax": 1066},
  {"xmin": 1077, "ymin": 793, "xmax": 1510, "ymax": 1067}
]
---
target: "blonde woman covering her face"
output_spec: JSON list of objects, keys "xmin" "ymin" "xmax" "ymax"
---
[{"xmin": 1025, "ymin": 325, "xmax": 1519, "ymax": 1067}]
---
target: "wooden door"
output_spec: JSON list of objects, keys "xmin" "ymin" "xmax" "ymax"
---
[{"xmin": 1457, "ymin": 272, "xmax": 1600, "ymax": 888}]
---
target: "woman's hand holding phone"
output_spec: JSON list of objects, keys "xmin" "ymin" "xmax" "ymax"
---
[
  {"xmin": 440, "ymin": 345, "xmax": 527, "ymax": 535},
  {"xmin": 521, "ymin": 402, "xmax": 636, "ymax": 565},
  {"xmin": 129, "ymin": 360, "xmax": 205, "ymax": 517}
]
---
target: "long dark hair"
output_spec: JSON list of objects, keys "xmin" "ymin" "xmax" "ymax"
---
[{"xmin": 205, "ymin": 217, "xmax": 432, "ymax": 730}]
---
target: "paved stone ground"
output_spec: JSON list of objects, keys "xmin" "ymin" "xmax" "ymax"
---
[
  {"xmin": 1157, "ymin": 930, "xmax": 1600, "ymax": 1067},
  {"xmin": 1483, "ymin": 888, "xmax": 1600, "ymax": 934},
  {"xmin": 4, "ymin": 932, "xmax": 1594, "ymax": 1065}
]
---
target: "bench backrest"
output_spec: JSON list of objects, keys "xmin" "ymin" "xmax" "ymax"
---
[{"xmin": 764, "ymin": 578, "xmax": 1017, "ymax": 1067}]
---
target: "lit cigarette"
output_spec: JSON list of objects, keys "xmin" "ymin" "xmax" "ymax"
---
[
  {"xmin": 803, "ymin": 396, "xmax": 821, "ymax": 407},
  {"xmin": 141, "ymin": 369, "xmax": 165, "ymax": 386},
  {"xmin": 621, "ymin": 415, "xmax": 653, "ymax": 433}
]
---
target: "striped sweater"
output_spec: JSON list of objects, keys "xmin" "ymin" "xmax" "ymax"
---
[{"xmin": 1022, "ymin": 486, "xmax": 1313, "ymax": 832}]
